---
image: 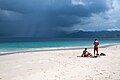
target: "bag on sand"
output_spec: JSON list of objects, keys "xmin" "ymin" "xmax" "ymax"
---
[{"xmin": 100, "ymin": 53, "xmax": 106, "ymax": 56}]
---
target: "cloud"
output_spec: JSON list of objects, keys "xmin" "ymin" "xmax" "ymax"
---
[
  {"xmin": 107, "ymin": 28, "xmax": 120, "ymax": 31},
  {"xmin": 71, "ymin": 0, "xmax": 85, "ymax": 6},
  {"xmin": 72, "ymin": 0, "xmax": 120, "ymax": 31},
  {"xmin": 0, "ymin": 8, "xmax": 23, "ymax": 21},
  {"xmin": 0, "ymin": 0, "xmax": 114, "ymax": 37}
]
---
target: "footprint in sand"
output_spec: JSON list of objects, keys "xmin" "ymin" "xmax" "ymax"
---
[
  {"xmin": 112, "ymin": 72, "xmax": 115, "ymax": 74},
  {"xmin": 28, "ymin": 69, "xmax": 32, "ymax": 71},
  {"xmin": 60, "ymin": 72, "xmax": 65, "ymax": 76},
  {"xmin": 95, "ymin": 72, "xmax": 103, "ymax": 76},
  {"xmin": 95, "ymin": 70, "xmax": 99, "ymax": 72},
  {"xmin": 85, "ymin": 76, "xmax": 93, "ymax": 80}
]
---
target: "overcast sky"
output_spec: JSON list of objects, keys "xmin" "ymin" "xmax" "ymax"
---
[{"xmin": 0, "ymin": 0, "xmax": 120, "ymax": 37}]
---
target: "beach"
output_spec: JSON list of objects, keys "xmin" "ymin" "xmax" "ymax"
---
[{"xmin": 0, "ymin": 44, "xmax": 120, "ymax": 80}]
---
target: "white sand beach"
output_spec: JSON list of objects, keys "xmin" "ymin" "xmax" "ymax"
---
[{"xmin": 0, "ymin": 44, "xmax": 120, "ymax": 80}]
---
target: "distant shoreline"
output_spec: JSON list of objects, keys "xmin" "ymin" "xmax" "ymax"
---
[
  {"xmin": 0, "ymin": 43, "xmax": 119, "ymax": 56},
  {"xmin": 0, "ymin": 38, "xmax": 120, "ymax": 43}
]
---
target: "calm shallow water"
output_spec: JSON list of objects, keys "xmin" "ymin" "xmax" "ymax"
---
[{"xmin": 0, "ymin": 38, "xmax": 120, "ymax": 52}]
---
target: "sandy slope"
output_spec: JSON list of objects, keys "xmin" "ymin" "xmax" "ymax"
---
[{"xmin": 0, "ymin": 45, "xmax": 120, "ymax": 80}]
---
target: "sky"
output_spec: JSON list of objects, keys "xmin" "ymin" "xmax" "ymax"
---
[{"xmin": 0, "ymin": 0, "xmax": 120, "ymax": 37}]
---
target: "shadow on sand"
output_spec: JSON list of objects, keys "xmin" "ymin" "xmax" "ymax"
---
[{"xmin": 77, "ymin": 56, "xmax": 99, "ymax": 58}]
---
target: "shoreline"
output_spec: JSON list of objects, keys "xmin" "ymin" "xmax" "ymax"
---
[{"xmin": 0, "ymin": 43, "xmax": 119, "ymax": 56}]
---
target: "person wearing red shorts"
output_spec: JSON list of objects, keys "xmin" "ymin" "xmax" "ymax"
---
[{"xmin": 94, "ymin": 39, "xmax": 99, "ymax": 56}]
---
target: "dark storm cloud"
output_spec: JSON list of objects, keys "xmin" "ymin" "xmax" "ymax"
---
[{"xmin": 0, "ymin": 0, "xmax": 109, "ymax": 37}]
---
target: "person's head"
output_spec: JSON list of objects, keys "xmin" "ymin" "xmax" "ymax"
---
[
  {"xmin": 85, "ymin": 48, "xmax": 87, "ymax": 51},
  {"xmin": 94, "ymin": 39, "xmax": 97, "ymax": 41}
]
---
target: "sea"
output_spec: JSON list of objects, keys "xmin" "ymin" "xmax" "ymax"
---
[{"xmin": 0, "ymin": 38, "xmax": 120, "ymax": 53}]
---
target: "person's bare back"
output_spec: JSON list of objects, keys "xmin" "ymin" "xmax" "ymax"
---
[{"xmin": 81, "ymin": 48, "xmax": 92, "ymax": 57}]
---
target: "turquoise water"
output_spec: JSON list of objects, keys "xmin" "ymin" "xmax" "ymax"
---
[{"xmin": 0, "ymin": 38, "xmax": 120, "ymax": 52}]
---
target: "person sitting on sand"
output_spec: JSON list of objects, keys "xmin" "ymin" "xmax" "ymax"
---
[{"xmin": 81, "ymin": 48, "xmax": 92, "ymax": 57}]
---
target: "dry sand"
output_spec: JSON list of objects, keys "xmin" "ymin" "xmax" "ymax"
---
[{"xmin": 0, "ymin": 45, "xmax": 120, "ymax": 80}]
